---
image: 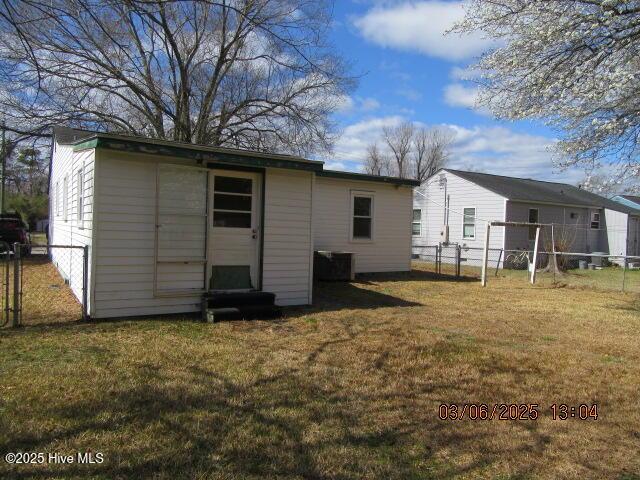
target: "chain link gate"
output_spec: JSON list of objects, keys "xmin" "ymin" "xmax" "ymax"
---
[{"xmin": 0, "ymin": 243, "xmax": 88, "ymax": 327}]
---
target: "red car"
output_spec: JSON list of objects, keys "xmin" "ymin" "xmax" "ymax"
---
[{"xmin": 0, "ymin": 214, "xmax": 31, "ymax": 254}]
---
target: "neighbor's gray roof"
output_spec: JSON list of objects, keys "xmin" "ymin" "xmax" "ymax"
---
[
  {"xmin": 620, "ymin": 195, "xmax": 640, "ymax": 205},
  {"xmin": 442, "ymin": 168, "xmax": 640, "ymax": 215}
]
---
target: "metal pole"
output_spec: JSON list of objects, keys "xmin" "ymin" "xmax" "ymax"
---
[
  {"xmin": 622, "ymin": 257, "xmax": 627, "ymax": 293},
  {"xmin": 551, "ymin": 224, "xmax": 556, "ymax": 283},
  {"xmin": 495, "ymin": 249, "xmax": 503, "ymax": 277},
  {"xmin": 481, "ymin": 224, "xmax": 491, "ymax": 287},
  {"xmin": 82, "ymin": 245, "xmax": 88, "ymax": 321},
  {"xmin": 4, "ymin": 243, "xmax": 9, "ymax": 325},
  {"xmin": 530, "ymin": 227, "xmax": 541, "ymax": 284},
  {"xmin": 12, "ymin": 243, "xmax": 20, "ymax": 327},
  {"xmin": 456, "ymin": 244, "xmax": 461, "ymax": 277}
]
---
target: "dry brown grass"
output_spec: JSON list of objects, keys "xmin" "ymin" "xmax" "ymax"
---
[{"xmin": 1, "ymin": 262, "xmax": 639, "ymax": 479}]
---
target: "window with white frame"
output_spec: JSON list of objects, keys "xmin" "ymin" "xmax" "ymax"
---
[
  {"xmin": 591, "ymin": 212, "xmax": 600, "ymax": 229},
  {"xmin": 463, "ymin": 207, "xmax": 476, "ymax": 239},
  {"xmin": 528, "ymin": 208, "xmax": 539, "ymax": 240},
  {"xmin": 55, "ymin": 182, "xmax": 60, "ymax": 217},
  {"xmin": 76, "ymin": 168, "xmax": 84, "ymax": 225},
  {"xmin": 351, "ymin": 192, "xmax": 373, "ymax": 240},
  {"xmin": 412, "ymin": 209, "xmax": 421, "ymax": 236},
  {"xmin": 63, "ymin": 176, "xmax": 68, "ymax": 221}
]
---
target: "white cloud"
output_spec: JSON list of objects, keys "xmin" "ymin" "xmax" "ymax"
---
[
  {"xmin": 360, "ymin": 97, "xmax": 381, "ymax": 111},
  {"xmin": 444, "ymin": 124, "xmax": 579, "ymax": 181},
  {"xmin": 353, "ymin": 1, "xmax": 495, "ymax": 61},
  {"xmin": 444, "ymin": 83, "xmax": 478, "ymax": 109},
  {"xmin": 396, "ymin": 88, "xmax": 423, "ymax": 101},
  {"xmin": 332, "ymin": 115, "xmax": 405, "ymax": 166},
  {"xmin": 331, "ymin": 117, "xmax": 582, "ymax": 183}
]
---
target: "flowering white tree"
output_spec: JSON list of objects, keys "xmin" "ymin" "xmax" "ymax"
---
[{"xmin": 454, "ymin": 0, "xmax": 640, "ymax": 190}]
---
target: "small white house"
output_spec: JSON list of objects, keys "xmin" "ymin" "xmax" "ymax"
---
[
  {"xmin": 49, "ymin": 127, "xmax": 418, "ymax": 319},
  {"xmin": 412, "ymin": 169, "xmax": 640, "ymax": 264}
]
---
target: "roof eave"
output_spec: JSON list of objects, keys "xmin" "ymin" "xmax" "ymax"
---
[{"xmin": 72, "ymin": 135, "xmax": 324, "ymax": 172}]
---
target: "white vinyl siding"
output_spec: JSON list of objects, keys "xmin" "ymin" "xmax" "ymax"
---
[
  {"xmin": 262, "ymin": 169, "xmax": 313, "ymax": 306},
  {"xmin": 314, "ymin": 176, "xmax": 412, "ymax": 273},
  {"xmin": 93, "ymin": 153, "xmax": 204, "ymax": 318},
  {"xmin": 92, "ymin": 151, "xmax": 314, "ymax": 317},
  {"xmin": 412, "ymin": 170, "xmax": 506, "ymax": 262},
  {"xmin": 49, "ymin": 143, "xmax": 95, "ymax": 312},
  {"xmin": 62, "ymin": 175, "xmax": 69, "ymax": 221}
]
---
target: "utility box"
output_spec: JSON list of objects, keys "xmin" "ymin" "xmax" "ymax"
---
[
  {"xmin": 314, "ymin": 251, "xmax": 355, "ymax": 281},
  {"xmin": 440, "ymin": 225, "xmax": 449, "ymax": 243}
]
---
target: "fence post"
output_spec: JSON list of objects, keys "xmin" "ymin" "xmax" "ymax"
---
[
  {"xmin": 495, "ymin": 249, "xmax": 503, "ymax": 277},
  {"xmin": 481, "ymin": 224, "xmax": 491, "ymax": 286},
  {"xmin": 12, "ymin": 242, "xmax": 20, "ymax": 327},
  {"xmin": 456, "ymin": 245, "xmax": 461, "ymax": 277},
  {"xmin": 82, "ymin": 245, "xmax": 89, "ymax": 321},
  {"xmin": 530, "ymin": 227, "xmax": 541, "ymax": 284},
  {"xmin": 622, "ymin": 257, "xmax": 627, "ymax": 292}
]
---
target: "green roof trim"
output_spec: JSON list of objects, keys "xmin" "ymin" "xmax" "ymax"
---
[
  {"xmin": 317, "ymin": 170, "xmax": 420, "ymax": 187},
  {"xmin": 72, "ymin": 135, "xmax": 324, "ymax": 172}
]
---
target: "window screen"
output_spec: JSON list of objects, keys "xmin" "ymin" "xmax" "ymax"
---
[
  {"xmin": 463, "ymin": 208, "xmax": 475, "ymax": 239},
  {"xmin": 412, "ymin": 209, "xmax": 421, "ymax": 236}
]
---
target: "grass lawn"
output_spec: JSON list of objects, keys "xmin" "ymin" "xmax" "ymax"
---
[{"xmin": 1, "ymin": 262, "xmax": 639, "ymax": 479}]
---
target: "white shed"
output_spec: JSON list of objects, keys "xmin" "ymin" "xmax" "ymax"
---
[{"xmin": 49, "ymin": 127, "xmax": 418, "ymax": 319}]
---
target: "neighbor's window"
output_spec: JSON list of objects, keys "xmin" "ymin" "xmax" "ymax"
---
[
  {"xmin": 76, "ymin": 168, "xmax": 84, "ymax": 224},
  {"xmin": 528, "ymin": 208, "xmax": 539, "ymax": 240},
  {"xmin": 63, "ymin": 176, "xmax": 69, "ymax": 222},
  {"xmin": 463, "ymin": 207, "xmax": 476, "ymax": 239},
  {"xmin": 352, "ymin": 193, "xmax": 373, "ymax": 240},
  {"xmin": 591, "ymin": 212, "xmax": 600, "ymax": 230},
  {"xmin": 412, "ymin": 209, "xmax": 421, "ymax": 236},
  {"xmin": 212, "ymin": 176, "xmax": 252, "ymax": 228}
]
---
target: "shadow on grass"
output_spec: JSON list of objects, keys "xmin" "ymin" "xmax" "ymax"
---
[{"xmin": 0, "ymin": 333, "xmax": 553, "ymax": 480}]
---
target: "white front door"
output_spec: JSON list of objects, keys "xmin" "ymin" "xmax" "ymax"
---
[{"xmin": 208, "ymin": 170, "xmax": 262, "ymax": 290}]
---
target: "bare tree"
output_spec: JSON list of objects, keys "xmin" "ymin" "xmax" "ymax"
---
[
  {"xmin": 364, "ymin": 142, "xmax": 388, "ymax": 176},
  {"xmin": 0, "ymin": 0, "xmax": 353, "ymax": 155},
  {"xmin": 382, "ymin": 122, "xmax": 414, "ymax": 178},
  {"xmin": 412, "ymin": 127, "xmax": 453, "ymax": 182}
]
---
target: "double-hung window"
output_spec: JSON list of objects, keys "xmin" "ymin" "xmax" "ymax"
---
[
  {"xmin": 463, "ymin": 207, "xmax": 476, "ymax": 239},
  {"xmin": 63, "ymin": 176, "xmax": 68, "ymax": 222},
  {"xmin": 591, "ymin": 212, "xmax": 600, "ymax": 230},
  {"xmin": 412, "ymin": 209, "xmax": 421, "ymax": 236},
  {"xmin": 351, "ymin": 192, "xmax": 373, "ymax": 240},
  {"xmin": 76, "ymin": 168, "xmax": 84, "ymax": 226}
]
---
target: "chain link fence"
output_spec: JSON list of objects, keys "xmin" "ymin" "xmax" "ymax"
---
[
  {"xmin": 0, "ymin": 242, "xmax": 87, "ymax": 328},
  {"xmin": 414, "ymin": 244, "xmax": 640, "ymax": 293}
]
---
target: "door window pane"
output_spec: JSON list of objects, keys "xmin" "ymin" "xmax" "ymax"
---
[
  {"xmin": 214, "ymin": 193, "xmax": 252, "ymax": 211},
  {"xmin": 214, "ymin": 176, "xmax": 252, "ymax": 194},
  {"xmin": 213, "ymin": 211, "xmax": 252, "ymax": 228}
]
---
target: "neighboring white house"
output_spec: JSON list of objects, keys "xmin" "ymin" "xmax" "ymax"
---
[
  {"xmin": 412, "ymin": 169, "xmax": 640, "ymax": 265},
  {"xmin": 49, "ymin": 127, "xmax": 418, "ymax": 319}
]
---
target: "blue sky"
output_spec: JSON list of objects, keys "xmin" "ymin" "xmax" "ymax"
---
[{"xmin": 324, "ymin": 0, "xmax": 584, "ymax": 184}]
